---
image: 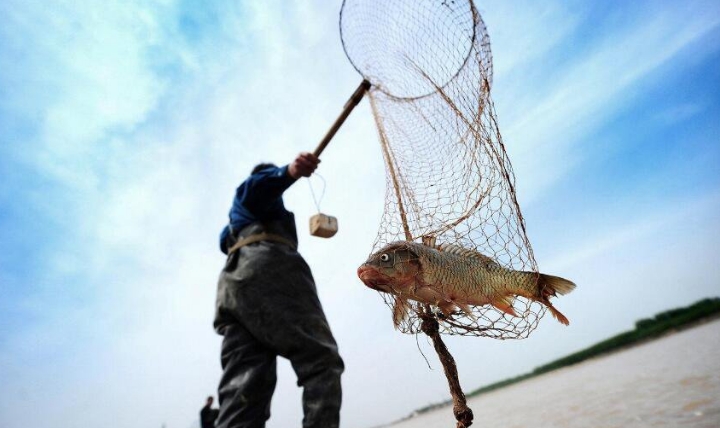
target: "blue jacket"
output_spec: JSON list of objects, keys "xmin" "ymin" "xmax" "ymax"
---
[{"xmin": 219, "ymin": 164, "xmax": 296, "ymax": 254}]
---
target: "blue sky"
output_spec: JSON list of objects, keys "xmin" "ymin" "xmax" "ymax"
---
[{"xmin": 1, "ymin": 1, "xmax": 719, "ymax": 428}]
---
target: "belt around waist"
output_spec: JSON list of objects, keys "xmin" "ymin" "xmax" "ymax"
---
[{"xmin": 228, "ymin": 232, "xmax": 297, "ymax": 254}]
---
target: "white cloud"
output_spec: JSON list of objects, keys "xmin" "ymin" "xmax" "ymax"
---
[{"xmin": 2, "ymin": 1, "xmax": 171, "ymax": 190}]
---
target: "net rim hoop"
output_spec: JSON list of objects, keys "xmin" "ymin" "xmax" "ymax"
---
[{"xmin": 339, "ymin": 0, "xmax": 481, "ymax": 102}]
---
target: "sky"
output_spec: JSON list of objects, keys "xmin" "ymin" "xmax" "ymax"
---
[{"xmin": 0, "ymin": 1, "xmax": 719, "ymax": 427}]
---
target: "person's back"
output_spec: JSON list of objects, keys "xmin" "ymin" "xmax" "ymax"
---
[{"xmin": 214, "ymin": 152, "xmax": 344, "ymax": 428}]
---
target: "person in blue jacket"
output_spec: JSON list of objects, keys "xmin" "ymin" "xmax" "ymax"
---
[{"xmin": 214, "ymin": 152, "xmax": 343, "ymax": 428}]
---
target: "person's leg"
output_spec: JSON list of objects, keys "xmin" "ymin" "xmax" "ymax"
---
[
  {"xmin": 285, "ymin": 317, "xmax": 344, "ymax": 428},
  {"xmin": 216, "ymin": 323, "xmax": 277, "ymax": 428},
  {"xmin": 222, "ymin": 245, "xmax": 344, "ymax": 428},
  {"xmin": 236, "ymin": 276, "xmax": 344, "ymax": 428}
]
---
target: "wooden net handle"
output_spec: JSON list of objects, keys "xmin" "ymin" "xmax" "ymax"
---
[{"xmin": 313, "ymin": 79, "xmax": 371, "ymax": 157}]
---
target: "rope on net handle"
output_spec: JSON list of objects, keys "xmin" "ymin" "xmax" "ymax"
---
[{"xmin": 420, "ymin": 307, "xmax": 474, "ymax": 428}]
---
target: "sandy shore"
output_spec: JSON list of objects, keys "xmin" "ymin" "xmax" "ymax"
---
[{"xmin": 383, "ymin": 318, "xmax": 720, "ymax": 428}]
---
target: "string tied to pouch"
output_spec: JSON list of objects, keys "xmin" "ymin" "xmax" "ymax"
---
[{"xmin": 307, "ymin": 173, "xmax": 338, "ymax": 238}]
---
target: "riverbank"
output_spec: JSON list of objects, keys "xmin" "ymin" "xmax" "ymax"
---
[{"xmin": 381, "ymin": 304, "xmax": 720, "ymax": 427}]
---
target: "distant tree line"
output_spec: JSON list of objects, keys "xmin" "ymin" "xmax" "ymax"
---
[{"xmin": 529, "ymin": 297, "xmax": 720, "ymax": 376}]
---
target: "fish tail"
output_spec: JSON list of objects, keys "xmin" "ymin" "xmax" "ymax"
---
[
  {"xmin": 537, "ymin": 273, "xmax": 575, "ymax": 326},
  {"xmin": 538, "ymin": 273, "xmax": 576, "ymax": 297}
]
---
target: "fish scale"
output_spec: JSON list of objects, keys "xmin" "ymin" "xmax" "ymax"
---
[{"xmin": 420, "ymin": 244, "xmax": 510, "ymax": 299}]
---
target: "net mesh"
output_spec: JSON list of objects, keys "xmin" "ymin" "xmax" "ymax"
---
[{"xmin": 342, "ymin": 0, "xmax": 548, "ymax": 339}]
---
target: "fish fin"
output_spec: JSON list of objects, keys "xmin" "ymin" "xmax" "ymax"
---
[
  {"xmin": 437, "ymin": 244, "xmax": 499, "ymax": 267},
  {"xmin": 392, "ymin": 297, "xmax": 411, "ymax": 328},
  {"xmin": 437, "ymin": 301, "xmax": 456, "ymax": 316},
  {"xmin": 491, "ymin": 296, "xmax": 517, "ymax": 317},
  {"xmin": 543, "ymin": 299, "xmax": 570, "ymax": 326},
  {"xmin": 538, "ymin": 274, "xmax": 576, "ymax": 297},
  {"xmin": 437, "ymin": 301, "xmax": 476, "ymax": 321},
  {"xmin": 456, "ymin": 302, "xmax": 477, "ymax": 320}
]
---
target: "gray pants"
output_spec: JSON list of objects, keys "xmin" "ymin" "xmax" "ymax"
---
[{"xmin": 215, "ymin": 239, "xmax": 343, "ymax": 428}]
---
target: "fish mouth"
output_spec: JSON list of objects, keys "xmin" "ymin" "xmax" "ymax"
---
[{"xmin": 357, "ymin": 265, "xmax": 391, "ymax": 291}]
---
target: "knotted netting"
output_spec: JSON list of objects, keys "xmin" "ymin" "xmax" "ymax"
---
[{"xmin": 341, "ymin": 0, "xmax": 546, "ymax": 340}]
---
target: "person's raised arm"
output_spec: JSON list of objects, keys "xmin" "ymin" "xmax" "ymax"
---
[{"xmin": 242, "ymin": 152, "xmax": 320, "ymax": 212}]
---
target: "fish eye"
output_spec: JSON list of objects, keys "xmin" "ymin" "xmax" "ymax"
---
[{"xmin": 379, "ymin": 253, "xmax": 390, "ymax": 262}]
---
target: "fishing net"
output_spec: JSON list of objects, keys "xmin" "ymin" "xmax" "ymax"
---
[
  {"xmin": 341, "ymin": 0, "xmax": 544, "ymax": 339},
  {"xmin": 337, "ymin": 1, "xmax": 549, "ymax": 426}
]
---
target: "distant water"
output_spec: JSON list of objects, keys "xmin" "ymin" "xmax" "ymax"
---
[{"xmin": 387, "ymin": 318, "xmax": 720, "ymax": 428}]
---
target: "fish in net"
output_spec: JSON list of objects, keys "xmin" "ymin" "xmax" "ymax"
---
[{"xmin": 342, "ymin": 0, "xmax": 575, "ymax": 339}]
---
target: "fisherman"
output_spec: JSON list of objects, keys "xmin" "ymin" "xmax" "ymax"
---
[
  {"xmin": 199, "ymin": 396, "xmax": 219, "ymax": 428},
  {"xmin": 214, "ymin": 152, "xmax": 344, "ymax": 428}
]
